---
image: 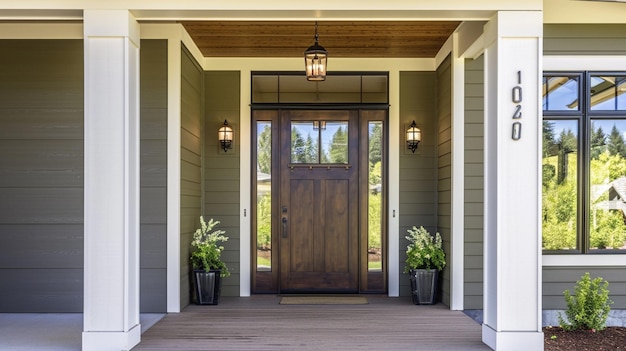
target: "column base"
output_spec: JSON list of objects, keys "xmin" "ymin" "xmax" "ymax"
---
[
  {"xmin": 482, "ymin": 324, "xmax": 544, "ymax": 351},
  {"xmin": 82, "ymin": 323, "xmax": 141, "ymax": 351}
]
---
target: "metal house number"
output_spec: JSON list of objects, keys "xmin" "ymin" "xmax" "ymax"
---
[{"xmin": 511, "ymin": 71, "xmax": 522, "ymax": 141}]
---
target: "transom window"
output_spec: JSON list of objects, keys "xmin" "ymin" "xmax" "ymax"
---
[{"xmin": 543, "ymin": 72, "xmax": 626, "ymax": 252}]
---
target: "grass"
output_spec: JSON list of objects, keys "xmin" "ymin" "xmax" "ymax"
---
[
  {"xmin": 368, "ymin": 260, "xmax": 382, "ymax": 270},
  {"xmin": 257, "ymin": 256, "xmax": 271, "ymax": 268}
]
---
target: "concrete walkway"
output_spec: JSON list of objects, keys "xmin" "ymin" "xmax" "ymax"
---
[{"xmin": 0, "ymin": 313, "xmax": 163, "ymax": 350}]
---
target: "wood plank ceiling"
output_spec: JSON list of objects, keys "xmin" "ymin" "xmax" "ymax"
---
[{"xmin": 181, "ymin": 21, "xmax": 461, "ymax": 58}]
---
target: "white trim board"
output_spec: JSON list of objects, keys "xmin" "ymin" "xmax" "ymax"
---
[
  {"xmin": 544, "ymin": 55, "xmax": 626, "ymax": 71},
  {"xmin": 543, "ymin": 255, "xmax": 626, "ymax": 267},
  {"xmin": 449, "ymin": 30, "xmax": 465, "ymax": 311}
]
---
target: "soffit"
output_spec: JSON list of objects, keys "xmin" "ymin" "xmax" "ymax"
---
[{"xmin": 180, "ymin": 21, "xmax": 461, "ymax": 58}]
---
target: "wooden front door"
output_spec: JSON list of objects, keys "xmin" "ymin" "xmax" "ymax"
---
[{"xmin": 279, "ymin": 110, "xmax": 359, "ymax": 292}]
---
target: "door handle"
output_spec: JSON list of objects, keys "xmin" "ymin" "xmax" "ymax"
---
[{"xmin": 282, "ymin": 217, "xmax": 288, "ymax": 238}]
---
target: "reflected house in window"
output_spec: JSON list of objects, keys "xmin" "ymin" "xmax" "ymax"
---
[
  {"xmin": 370, "ymin": 183, "xmax": 382, "ymax": 195},
  {"xmin": 257, "ymin": 170, "xmax": 271, "ymax": 198},
  {"xmin": 591, "ymin": 176, "xmax": 626, "ymax": 249},
  {"xmin": 589, "ymin": 76, "xmax": 626, "ymax": 111},
  {"xmin": 591, "ymin": 177, "xmax": 626, "ymax": 212}
]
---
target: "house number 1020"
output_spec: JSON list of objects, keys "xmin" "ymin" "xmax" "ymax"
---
[{"xmin": 511, "ymin": 71, "xmax": 522, "ymax": 141}]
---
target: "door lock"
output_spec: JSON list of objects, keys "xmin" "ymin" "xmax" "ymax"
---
[{"xmin": 281, "ymin": 217, "xmax": 288, "ymax": 238}]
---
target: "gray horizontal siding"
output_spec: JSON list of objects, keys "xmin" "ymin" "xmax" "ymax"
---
[
  {"xmin": 139, "ymin": 39, "xmax": 168, "ymax": 312},
  {"xmin": 0, "ymin": 110, "xmax": 82, "ymax": 140},
  {"xmin": 464, "ymin": 56, "xmax": 484, "ymax": 310},
  {"xmin": 180, "ymin": 47, "xmax": 204, "ymax": 308},
  {"xmin": 437, "ymin": 55, "xmax": 453, "ymax": 306},
  {"xmin": 0, "ymin": 140, "xmax": 83, "ymax": 186},
  {"xmin": 0, "ymin": 39, "xmax": 168, "ymax": 313},
  {"xmin": 0, "ymin": 41, "xmax": 83, "ymax": 111},
  {"xmin": 543, "ymin": 267, "xmax": 626, "ymax": 309},
  {"xmin": 0, "ymin": 269, "xmax": 83, "ymax": 312},
  {"xmin": 545, "ymin": 24, "xmax": 626, "ymax": 55},
  {"xmin": 0, "ymin": 224, "xmax": 82, "ymax": 268},
  {"xmin": 399, "ymin": 71, "xmax": 438, "ymax": 296},
  {"xmin": 0, "ymin": 40, "xmax": 84, "ymax": 312},
  {"xmin": 204, "ymin": 70, "xmax": 241, "ymax": 297}
]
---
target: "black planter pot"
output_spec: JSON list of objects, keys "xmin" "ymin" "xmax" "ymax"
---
[
  {"xmin": 192, "ymin": 269, "xmax": 222, "ymax": 305},
  {"xmin": 409, "ymin": 269, "xmax": 439, "ymax": 305}
]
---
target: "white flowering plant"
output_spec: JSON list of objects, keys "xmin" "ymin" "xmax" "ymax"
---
[
  {"xmin": 404, "ymin": 226, "xmax": 446, "ymax": 273},
  {"xmin": 190, "ymin": 216, "xmax": 230, "ymax": 277}
]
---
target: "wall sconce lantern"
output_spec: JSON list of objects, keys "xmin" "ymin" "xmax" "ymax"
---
[
  {"xmin": 218, "ymin": 120, "xmax": 233, "ymax": 152},
  {"xmin": 304, "ymin": 21, "xmax": 328, "ymax": 81},
  {"xmin": 406, "ymin": 120, "xmax": 422, "ymax": 153}
]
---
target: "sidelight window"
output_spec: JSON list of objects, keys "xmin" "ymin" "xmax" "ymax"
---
[
  {"xmin": 368, "ymin": 121, "xmax": 383, "ymax": 271},
  {"xmin": 256, "ymin": 121, "xmax": 272, "ymax": 271}
]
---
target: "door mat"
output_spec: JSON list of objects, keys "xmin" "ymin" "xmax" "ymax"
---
[{"xmin": 279, "ymin": 296, "xmax": 368, "ymax": 305}]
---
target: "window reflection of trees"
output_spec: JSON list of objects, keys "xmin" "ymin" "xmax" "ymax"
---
[
  {"xmin": 542, "ymin": 119, "xmax": 626, "ymax": 251},
  {"xmin": 256, "ymin": 122, "xmax": 272, "ymax": 271},
  {"xmin": 542, "ymin": 120, "xmax": 579, "ymax": 250},
  {"xmin": 368, "ymin": 122, "xmax": 383, "ymax": 271},
  {"xmin": 290, "ymin": 121, "xmax": 348, "ymax": 164},
  {"xmin": 589, "ymin": 121, "xmax": 626, "ymax": 250},
  {"xmin": 257, "ymin": 124, "xmax": 271, "ymax": 174}
]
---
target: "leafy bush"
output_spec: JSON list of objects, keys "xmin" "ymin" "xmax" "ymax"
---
[
  {"xmin": 542, "ymin": 170, "xmax": 577, "ymax": 250},
  {"xmin": 256, "ymin": 194, "xmax": 272, "ymax": 249},
  {"xmin": 368, "ymin": 192, "xmax": 382, "ymax": 249},
  {"xmin": 590, "ymin": 209, "xmax": 626, "ymax": 249},
  {"xmin": 558, "ymin": 272, "xmax": 612, "ymax": 331},
  {"xmin": 403, "ymin": 226, "xmax": 446, "ymax": 272},
  {"xmin": 190, "ymin": 216, "xmax": 230, "ymax": 277}
]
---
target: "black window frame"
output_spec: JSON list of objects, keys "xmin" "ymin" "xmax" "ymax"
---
[{"xmin": 543, "ymin": 71, "xmax": 626, "ymax": 254}]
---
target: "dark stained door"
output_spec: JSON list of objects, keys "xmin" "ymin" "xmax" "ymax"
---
[{"xmin": 279, "ymin": 110, "xmax": 359, "ymax": 292}]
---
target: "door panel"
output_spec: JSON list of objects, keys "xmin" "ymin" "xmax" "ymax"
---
[
  {"xmin": 289, "ymin": 179, "xmax": 315, "ymax": 273},
  {"xmin": 279, "ymin": 110, "xmax": 359, "ymax": 292},
  {"xmin": 323, "ymin": 179, "xmax": 350, "ymax": 273}
]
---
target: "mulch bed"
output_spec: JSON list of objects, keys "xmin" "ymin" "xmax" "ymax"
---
[{"xmin": 544, "ymin": 326, "xmax": 626, "ymax": 351}]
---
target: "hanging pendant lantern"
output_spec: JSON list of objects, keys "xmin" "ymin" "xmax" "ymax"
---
[{"xmin": 304, "ymin": 21, "xmax": 328, "ymax": 81}]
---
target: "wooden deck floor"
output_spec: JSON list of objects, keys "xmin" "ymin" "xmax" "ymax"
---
[{"xmin": 133, "ymin": 295, "xmax": 491, "ymax": 351}]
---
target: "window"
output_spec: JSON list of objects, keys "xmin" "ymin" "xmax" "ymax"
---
[
  {"xmin": 251, "ymin": 72, "xmax": 388, "ymax": 104},
  {"xmin": 290, "ymin": 120, "xmax": 349, "ymax": 164},
  {"xmin": 368, "ymin": 121, "xmax": 383, "ymax": 271},
  {"xmin": 256, "ymin": 121, "xmax": 272, "ymax": 271},
  {"xmin": 543, "ymin": 72, "xmax": 626, "ymax": 252}
]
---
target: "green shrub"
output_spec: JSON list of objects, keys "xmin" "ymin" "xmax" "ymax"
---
[
  {"xmin": 558, "ymin": 272, "xmax": 612, "ymax": 331},
  {"xmin": 190, "ymin": 216, "xmax": 230, "ymax": 277},
  {"xmin": 256, "ymin": 194, "xmax": 272, "ymax": 249},
  {"xmin": 403, "ymin": 226, "xmax": 446, "ymax": 272}
]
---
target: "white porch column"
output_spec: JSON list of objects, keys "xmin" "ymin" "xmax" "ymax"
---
[
  {"xmin": 82, "ymin": 10, "xmax": 141, "ymax": 351},
  {"xmin": 482, "ymin": 11, "xmax": 543, "ymax": 351}
]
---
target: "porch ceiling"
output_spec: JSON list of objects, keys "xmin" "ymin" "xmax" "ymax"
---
[{"xmin": 180, "ymin": 21, "xmax": 461, "ymax": 58}]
